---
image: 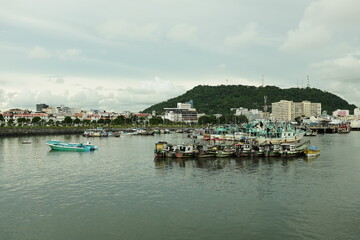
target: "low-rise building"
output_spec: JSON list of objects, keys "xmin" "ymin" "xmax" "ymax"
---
[
  {"xmin": 332, "ymin": 109, "xmax": 350, "ymax": 117},
  {"xmin": 231, "ymin": 107, "xmax": 264, "ymax": 121},
  {"xmin": 164, "ymin": 101, "xmax": 198, "ymax": 123},
  {"xmin": 354, "ymin": 108, "xmax": 360, "ymax": 116}
]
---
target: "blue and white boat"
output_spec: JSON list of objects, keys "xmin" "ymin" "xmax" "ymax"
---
[{"xmin": 47, "ymin": 140, "xmax": 98, "ymax": 152}]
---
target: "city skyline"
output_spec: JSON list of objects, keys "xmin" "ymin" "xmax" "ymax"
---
[{"xmin": 1, "ymin": 0, "xmax": 359, "ymax": 112}]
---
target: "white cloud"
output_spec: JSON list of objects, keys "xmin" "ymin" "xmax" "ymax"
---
[
  {"xmin": 0, "ymin": 75, "xmax": 187, "ymax": 112},
  {"xmin": 120, "ymin": 76, "xmax": 186, "ymax": 105},
  {"xmin": 58, "ymin": 49, "xmax": 82, "ymax": 60},
  {"xmin": 310, "ymin": 53, "xmax": 360, "ymax": 77},
  {"xmin": 29, "ymin": 46, "xmax": 52, "ymax": 59},
  {"xmin": 225, "ymin": 22, "xmax": 278, "ymax": 48},
  {"xmin": 29, "ymin": 46, "xmax": 82, "ymax": 60},
  {"xmin": 167, "ymin": 24, "xmax": 198, "ymax": 43},
  {"xmin": 281, "ymin": 0, "xmax": 360, "ymax": 52},
  {"xmin": 225, "ymin": 23, "xmax": 260, "ymax": 47},
  {"xmin": 310, "ymin": 53, "xmax": 360, "ymax": 106}
]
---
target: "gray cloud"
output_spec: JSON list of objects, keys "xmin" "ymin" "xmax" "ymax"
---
[{"xmin": 0, "ymin": 0, "xmax": 359, "ymax": 111}]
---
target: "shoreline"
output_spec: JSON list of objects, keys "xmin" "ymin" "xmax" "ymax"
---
[
  {"xmin": 0, "ymin": 126, "xmax": 187, "ymax": 137},
  {"xmin": 0, "ymin": 127, "xmax": 86, "ymax": 137}
]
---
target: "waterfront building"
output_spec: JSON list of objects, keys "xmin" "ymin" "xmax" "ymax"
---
[
  {"xmin": 332, "ymin": 109, "xmax": 349, "ymax": 117},
  {"xmin": 271, "ymin": 100, "xmax": 321, "ymax": 121},
  {"xmin": 272, "ymin": 100, "xmax": 294, "ymax": 121},
  {"xmin": 164, "ymin": 101, "xmax": 198, "ymax": 123},
  {"xmin": 36, "ymin": 103, "xmax": 49, "ymax": 112},
  {"xmin": 231, "ymin": 107, "xmax": 264, "ymax": 121},
  {"xmin": 354, "ymin": 108, "xmax": 360, "ymax": 116},
  {"xmin": 231, "ymin": 107, "xmax": 249, "ymax": 116},
  {"xmin": 6, "ymin": 109, "xmax": 31, "ymax": 114},
  {"xmin": 13, "ymin": 113, "xmax": 48, "ymax": 123},
  {"xmin": 43, "ymin": 106, "xmax": 58, "ymax": 114}
]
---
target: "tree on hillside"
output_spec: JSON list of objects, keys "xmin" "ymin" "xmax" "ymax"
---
[
  {"xmin": 234, "ymin": 115, "xmax": 248, "ymax": 124},
  {"xmin": 149, "ymin": 116, "xmax": 163, "ymax": 125},
  {"xmin": 112, "ymin": 116, "xmax": 125, "ymax": 125},
  {"xmin": 142, "ymin": 85, "xmax": 357, "ymax": 115},
  {"xmin": 198, "ymin": 115, "xmax": 217, "ymax": 125}
]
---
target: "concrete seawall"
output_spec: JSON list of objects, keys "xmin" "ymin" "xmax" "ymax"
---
[{"xmin": 0, "ymin": 127, "xmax": 86, "ymax": 137}]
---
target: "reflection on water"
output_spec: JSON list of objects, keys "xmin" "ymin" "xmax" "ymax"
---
[{"xmin": 154, "ymin": 156, "xmax": 307, "ymax": 172}]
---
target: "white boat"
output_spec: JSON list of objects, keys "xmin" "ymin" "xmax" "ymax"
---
[
  {"xmin": 83, "ymin": 128, "xmax": 108, "ymax": 137},
  {"xmin": 256, "ymin": 131, "xmax": 305, "ymax": 144}
]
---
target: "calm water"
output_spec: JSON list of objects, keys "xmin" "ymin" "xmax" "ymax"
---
[{"xmin": 1, "ymin": 132, "xmax": 360, "ymax": 240}]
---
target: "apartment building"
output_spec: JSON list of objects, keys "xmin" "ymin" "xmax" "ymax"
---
[{"xmin": 272, "ymin": 100, "xmax": 321, "ymax": 121}]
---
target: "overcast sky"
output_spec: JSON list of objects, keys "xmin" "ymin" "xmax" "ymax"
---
[{"xmin": 1, "ymin": 0, "xmax": 359, "ymax": 112}]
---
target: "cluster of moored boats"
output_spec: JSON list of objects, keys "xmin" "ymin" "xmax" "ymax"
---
[
  {"xmin": 155, "ymin": 121, "xmax": 320, "ymax": 158},
  {"xmin": 154, "ymin": 139, "xmax": 320, "ymax": 159},
  {"xmin": 83, "ymin": 128, "xmax": 121, "ymax": 137}
]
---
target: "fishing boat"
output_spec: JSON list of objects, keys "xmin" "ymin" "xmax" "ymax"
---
[
  {"xmin": 252, "ymin": 144, "xmax": 265, "ymax": 157},
  {"xmin": 304, "ymin": 146, "xmax": 320, "ymax": 157},
  {"xmin": 279, "ymin": 140, "xmax": 310, "ymax": 158},
  {"xmin": 194, "ymin": 144, "xmax": 217, "ymax": 158},
  {"xmin": 235, "ymin": 142, "xmax": 252, "ymax": 157},
  {"xmin": 154, "ymin": 141, "xmax": 168, "ymax": 157},
  {"xmin": 175, "ymin": 144, "xmax": 195, "ymax": 158},
  {"xmin": 215, "ymin": 145, "xmax": 236, "ymax": 158},
  {"xmin": 255, "ymin": 131, "xmax": 305, "ymax": 144},
  {"xmin": 154, "ymin": 141, "xmax": 178, "ymax": 158},
  {"xmin": 338, "ymin": 122, "xmax": 351, "ymax": 133},
  {"xmin": 47, "ymin": 140, "xmax": 98, "ymax": 152},
  {"xmin": 267, "ymin": 144, "xmax": 281, "ymax": 157},
  {"xmin": 246, "ymin": 121, "xmax": 305, "ymax": 144}
]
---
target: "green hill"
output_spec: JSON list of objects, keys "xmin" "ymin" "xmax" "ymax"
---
[{"xmin": 142, "ymin": 85, "xmax": 357, "ymax": 115}]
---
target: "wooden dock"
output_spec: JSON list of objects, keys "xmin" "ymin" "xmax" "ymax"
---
[{"xmin": 309, "ymin": 126, "xmax": 338, "ymax": 133}]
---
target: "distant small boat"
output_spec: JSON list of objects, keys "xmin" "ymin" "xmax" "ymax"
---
[
  {"xmin": 22, "ymin": 140, "xmax": 31, "ymax": 144},
  {"xmin": 304, "ymin": 146, "xmax": 320, "ymax": 157},
  {"xmin": 47, "ymin": 140, "xmax": 98, "ymax": 152},
  {"xmin": 83, "ymin": 128, "xmax": 108, "ymax": 137},
  {"xmin": 305, "ymin": 129, "xmax": 317, "ymax": 136},
  {"xmin": 338, "ymin": 123, "xmax": 351, "ymax": 133}
]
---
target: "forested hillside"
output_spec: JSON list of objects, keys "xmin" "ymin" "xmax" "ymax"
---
[{"xmin": 142, "ymin": 85, "xmax": 357, "ymax": 115}]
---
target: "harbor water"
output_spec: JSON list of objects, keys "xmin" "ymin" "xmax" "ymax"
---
[{"xmin": 1, "ymin": 132, "xmax": 360, "ymax": 240}]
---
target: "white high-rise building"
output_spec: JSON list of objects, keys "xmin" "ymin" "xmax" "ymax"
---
[{"xmin": 272, "ymin": 100, "xmax": 321, "ymax": 121}]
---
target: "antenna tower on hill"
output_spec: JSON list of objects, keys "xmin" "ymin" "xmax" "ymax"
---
[
  {"xmin": 263, "ymin": 96, "xmax": 268, "ymax": 112},
  {"xmin": 307, "ymin": 75, "xmax": 310, "ymax": 88}
]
